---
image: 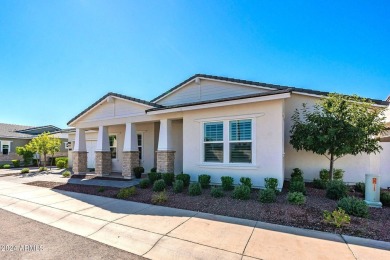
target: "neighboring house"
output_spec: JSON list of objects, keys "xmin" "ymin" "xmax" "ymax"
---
[
  {"xmin": 67, "ymin": 74, "xmax": 390, "ymax": 188},
  {"xmin": 0, "ymin": 123, "xmax": 68, "ymax": 164}
]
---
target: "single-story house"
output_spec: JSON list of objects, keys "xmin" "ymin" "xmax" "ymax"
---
[
  {"xmin": 67, "ymin": 74, "xmax": 390, "ymax": 189},
  {"xmin": 0, "ymin": 123, "xmax": 68, "ymax": 164}
]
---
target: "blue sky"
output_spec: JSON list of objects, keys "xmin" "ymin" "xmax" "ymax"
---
[{"xmin": 1, "ymin": 1, "xmax": 389, "ymax": 128}]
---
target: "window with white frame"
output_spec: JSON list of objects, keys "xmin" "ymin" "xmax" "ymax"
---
[
  {"xmin": 109, "ymin": 135, "xmax": 117, "ymax": 159},
  {"xmin": 203, "ymin": 119, "xmax": 253, "ymax": 164},
  {"xmin": 229, "ymin": 119, "xmax": 252, "ymax": 163},
  {"xmin": 137, "ymin": 133, "xmax": 143, "ymax": 160},
  {"xmin": 1, "ymin": 141, "xmax": 11, "ymax": 155},
  {"xmin": 203, "ymin": 122, "xmax": 224, "ymax": 162}
]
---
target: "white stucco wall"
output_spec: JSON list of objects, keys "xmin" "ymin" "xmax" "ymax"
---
[{"xmin": 182, "ymin": 99, "xmax": 285, "ymax": 189}]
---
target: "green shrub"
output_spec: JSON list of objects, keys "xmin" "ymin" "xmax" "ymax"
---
[
  {"xmin": 320, "ymin": 169, "xmax": 330, "ymax": 181},
  {"xmin": 0, "ymin": 164, "xmax": 3, "ymax": 169},
  {"xmin": 12, "ymin": 160, "xmax": 20, "ymax": 168},
  {"xmin": 221, "ymin": 176, "xmax": 234, "ymax": 191},
  {"xmin": 291, "ymin": 168, "xmax": 304, "ymax": 182},
  {"xmin": 323, "ymin": 208, "xmax": 351, "ymax": 228},
  {"xmin": 150, "ymin": 167, "xmax": 157, "ymax": 173},
  {"xmin": 21, "ymin": 168, "xmax": 29, "ymax": 174},
  {"xmin": 97, "ymin": 187, "xmax": 105, "ymax": 193},
  {"xmin": 55, "ymin": 157, "xmax": 68, "ymax": 166},
  {"xmin": 176, "ymin": 173, "xmax": 190, "ymax": 187},
  {"xmin": 189, "ymin": 182, "xmax": 202, "ymax": 196},
  {"xmin": 39, "ymin": 167, "xmax": 48, "ymax": 172},
  {"xmin": 173, "ymin": 180, "xmax": 184, "ymax": 193},
  {"xmin": 333, "ymin": 169, "xmax": 344, "ymax": 180},
  {"xmin": 354, "ymin": 182, "xmax": 365, "ymax": 193},
  {"xmin": 3, "ymin": 164, "xmax": 10, "ymax": 169},
  {"xmin": 151, "ymin": 191, "xmax": 168, "ymax": 204},
  {"xmin": 287, "ymin": 192, "xmax": 306, "ymax": 205},
  {"xmin": 380, "ymin": 192, "xmax": 390, "ymax": 206},
  {"xmin": 232, "ymin": 185, "xmax": 251, "ymax": 200},
  {"xmin": 117, "ymin": 187, "xmax": 137, "ymax": 199},
  {"xmin": 198, "ymin": 174, "xmax": 211, "ymax": 188},
  {"xmin": 258, "ymin": 188, "xmax": 276, "ymax": 203},
  {"xmin": 313, "ymin": 178, "xmax": 327, "ymax": 189},
  {"xmin": 139, "ymin": 179, "xmax": 150, "ymax": 189},
  {"xmin": 62, "ymin": 171, "xmax": 71, "ymax": 178},
  {"xmin": 240, "ymin": 177, "xmax": 252, "ymax": 189},
  {"xmin": 162, "ymin": 173, "xmax": 175, "ymax": 186},
  {"xmin": 32, "ymin": 159, "xmax": 39, "ymax": 166},
  {"xmin": 326, "ymin": 180, "xmax": 347, "ymax": 200},
  {"xmin": 153, "ymin": 179, "xmax": 166, "ymax": 192},
  {"xmin": 264, "ymin": 177, "xmax": 278, "ymax": 192},
  {"xmin": 133, "ymin": 166, "xmax": 144, "ymax": 179},
  {"xmin": 211, "ymin": 187, "xmax": 224, "ymax": 198},
  {"xmin": 56, "ymin": 160, "xmax": 66, "ymax": 169},
  {"xmin": 289, "ymin": 180, "xmax": 306, "ymax": 195},
  {"xmin": 148, "ymin": 172, "xmax": 161, "ymax": 184},
  {"xmin": 337, "ymin": 196, "xmax": 369, "ymax": 218}
]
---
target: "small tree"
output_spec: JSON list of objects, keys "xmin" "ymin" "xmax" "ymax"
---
[
  {"xmin": 26, "ymin": 132, "xmax": 62, "ymax": 168},
  {"xmin": 16, "ymin": 146, "xmax": 34, "ymax": 166},
  {"xmin": 290, "ymin": 93, "xmax": 386, "ymax": 180}
]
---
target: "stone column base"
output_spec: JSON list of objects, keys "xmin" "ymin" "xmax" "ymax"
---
[
  {"xmin": 156, "ymin": 150, "xmax": 175, "ymax": 173},
  {"xmin": 72, "ymin": 152, "xmax": 88, "ymax": 174},
  {"xmin": 95, "ymin": 151, "xmax": 112, "ymax": 176},
  {"xmin": 122, "ymin": 151, "xmax": 140, "ymax": 179}
]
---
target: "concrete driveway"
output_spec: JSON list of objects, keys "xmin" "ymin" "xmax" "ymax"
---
[{"xmin": 0, "ymin": 179, "xmax": 389, "ymax": 259}]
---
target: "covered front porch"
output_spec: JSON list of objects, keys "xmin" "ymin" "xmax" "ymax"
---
[{"xmin": 71, "ymin": 118, "xmax": 183, "ymax": 179}]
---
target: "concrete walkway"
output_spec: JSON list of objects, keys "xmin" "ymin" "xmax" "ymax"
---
[{"xmin": 0, "ymin": 180, "xmax": 389, "ymax": 260}]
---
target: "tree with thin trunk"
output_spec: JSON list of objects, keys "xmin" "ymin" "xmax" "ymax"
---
[
  {"xmin": 290, "ymin": 93, "xmax": 386, "ymax": 180},
  {"xmin": 26, "ymin": 132, "xmax": 61, "ymax": 169}
]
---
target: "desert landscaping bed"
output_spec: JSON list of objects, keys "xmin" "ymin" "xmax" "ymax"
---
[{"xmin": 26, "ymin": 180, "xmax": 390, "ymax": 242}]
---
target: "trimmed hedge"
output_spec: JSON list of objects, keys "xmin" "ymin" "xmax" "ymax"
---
[
  {"xmin": 176, "ymin": 173, "xmax": 190, "ymax": 187},
  {"xmin": 240, "ymin": 177, "xmax": 252, "ymax": 189},
  {"xmin": 287, "ymin": 192, "xmax": 306, "ymax": 205},
  {"xmin": 233, "ymin": 185, "xmax": 251, "ymax": 200},
  {"xmin": 211, "ymin": 187, "xmax": 224, "ymax": 198},
  {"xmin": 139, "ymin": 179, "xmax": 150, "ymax": 189},
  {"xmin": 189, "ymin": 182, "xmax": 202, "ymax": 196},
  {"xmin": 289, "ymin": 180, "xmax": 306, "ymax": 195},
  {"xmin": 326, "ymin": 180, "xmax": 347, "ymax": 200},
  {"xmin": 173, "ymin": 180, "xmax": 184, "ymax": 193},
  {"xmin": 221, "ymin": 176, "xmax": 234, "ymax": 191},
  {"xmin": 153, "ymin": 179, "xmax": 166, "ymax": 192},
  {"xmin": 337, "ymin": 196, "xmax": 369, "ymax": 218},
  {"xmin": 198, "ymin": 174, "xmax": 211, "ymax": 188},
  {"xmin": 148, "ymin": 172, "xmax": 161, "ymax": 184},
  {"xmin": 162, "ymin": 173, "xmax": 175, "ymax": 186},
  {"xmin": 133, "ymin": 166, "xmax": 144, "ymax": 179},
  {"xmin": 258, "ymin": 188, "xmax": 276, "ymax": 203}
]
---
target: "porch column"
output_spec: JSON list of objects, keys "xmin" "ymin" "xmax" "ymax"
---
[
  {"xmin": 122, "ymin": 123, "xmax": 139, "ymax": 179},
  {"xmin": 72, "ymin": 128, "xmax": 87, "ymax": 174},
  {"xmin": 156, "ymin": 119, "xmax": 175, "ymax": 173},
  {"xmin": 95, "ymin": 126, "xmax": 111, "ymax": 176}
]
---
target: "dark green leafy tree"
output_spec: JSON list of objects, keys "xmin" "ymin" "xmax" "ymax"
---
[{"xmin": 290, "ymin": 94, "xmax": 386, "ymax": 180}]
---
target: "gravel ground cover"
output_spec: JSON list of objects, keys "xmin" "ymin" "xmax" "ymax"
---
[{"xmin": 26, "ymin": 180, "xmax": 390, "ymax": 242}]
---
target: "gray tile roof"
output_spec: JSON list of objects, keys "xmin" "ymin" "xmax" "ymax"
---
[
  {"xmin": 0, "ymin": 123, "xmax": 36, "ymax": 139},
  {"xmin": 151, "ymin": 74, "xmax": 389, "ymax": 106}
]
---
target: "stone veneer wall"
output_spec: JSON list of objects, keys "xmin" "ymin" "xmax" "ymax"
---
[
  {"xmin": 156, "ymin": 151, "xmax": 175, "ymax": 173},
  {"xmin": 72, "ymin": 152, "xmax": 88, "ymax": 174},
  {"xmin": 95, "ymin": 151, "xmax": 112, "ymax": 176},
  {"xmin": 122, "ymin": 151, "xmax": 140, "ymax": 179}
]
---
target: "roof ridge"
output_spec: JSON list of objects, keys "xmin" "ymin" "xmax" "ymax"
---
[{"xmin": 151, "ymin": 73, "xmax": 389, "ymax": 106}]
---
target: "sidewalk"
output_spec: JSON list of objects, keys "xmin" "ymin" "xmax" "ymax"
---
[{"xmin": 0, "ymin": 179, "xmax": 389, "ymax": 259}]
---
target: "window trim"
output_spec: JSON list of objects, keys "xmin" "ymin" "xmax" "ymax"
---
[
  {"xmin": 200, "ymin": 117, "xmax": 256, "ymax": 166},
  {"xmin": 0, "ymin": 140, "xmax": 12, "ymax": 155},
  {"xmin": 203, "ymin": 121, "xmax": 224, "ymax": 163}
]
